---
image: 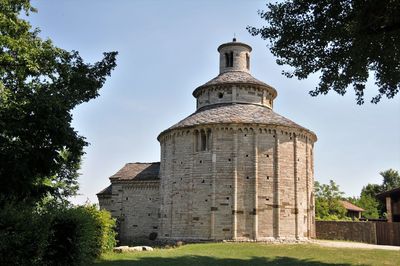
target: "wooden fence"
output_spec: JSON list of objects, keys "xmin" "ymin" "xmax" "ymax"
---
[
  {"xmin": 316, "ymin": 221, "xmax": 400, "ymax": 246},
  {"xmin": 376, "ymin": 222, "xmax": 400, "ymax": 246}
]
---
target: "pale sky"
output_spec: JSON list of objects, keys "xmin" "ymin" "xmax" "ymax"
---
[{"xmin": 28, "ymin": 0, "xmax": 400, "ymax": 204}]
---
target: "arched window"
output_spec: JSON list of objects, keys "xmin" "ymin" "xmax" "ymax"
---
[
  {"xmin": 207, "ymin": 129, "xmax": 212, "ymax": 150},
  {"xmin": 200, "ymin": 130, "xmax": 207, "ymax": 151},
  {"xmin": 225, "ymin": 52, "xmax": 234, "ymax": 67},
  {"xmin": 194, "ymin": 129, "xmax": 212, "ymax": 152},
  {"xmin": 194, "ymin": 130, "xmax": 199, "ymax": 151},
  {"xmin": 246, "ymin": 53, "xmax": 250, "ymax": 69}
]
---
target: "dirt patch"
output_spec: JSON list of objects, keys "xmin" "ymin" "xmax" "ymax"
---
[{"xmin": 314, "ymin": 240, "xmax": 400, "ymax": 251}]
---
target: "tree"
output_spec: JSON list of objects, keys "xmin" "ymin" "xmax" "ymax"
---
[
  {"xmin": 357, "ymin": 194, "xmax": 380, "ymax": 219},
  {"xmin": 380, "ymin": 169, "xmax": 400, "ymax": 191},
  {"xmin": 0, "ymin": 0, "xmax": 117, "ymax": 205},
  {"xmin": 360, "ymin": 183, "xmax": 382, "ymax": 198},
  {"xmin": 314, "ymin": 180, "xmax": 347, "ymax": 220},
  {"xmin": 0, "ymin": 1, "xmax": 118, "ymax": 264},
  {"xmin": 248, "ymin": 0, "xmax": 400, "ymax": 104},
  {"xmin": 358, "ymin": 169, "xmax": 400, "ymax": 218},
  {"xmin": 360, "ymin": 183, "xmax": 384, "ymax": 217}
]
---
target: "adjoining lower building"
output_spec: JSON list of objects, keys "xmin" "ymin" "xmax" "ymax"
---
[
  {"xmin": 98, "ymin": 39, "xmax": 318, "ymax": 243},
  {"xmin": 377, "ymin": 187, "xmax": 400, "ymax": 222},
  {"xmin": 339, "ymin": 200, "xmax": 365, "ymax": 220}
]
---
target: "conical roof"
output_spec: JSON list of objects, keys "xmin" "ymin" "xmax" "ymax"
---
[
  {"xmin": 158, "ymin": 39, "xmax": 316, "ymax": 142},
  {"xmin": 158, "ymin": 103, "xmax": 317, "ymax": 140},
  {"xmin": 193, "ymin": 71, "xmax": 277, "ymax": 98}
]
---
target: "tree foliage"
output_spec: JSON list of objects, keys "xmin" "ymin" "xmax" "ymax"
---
[
  {"xmin": 380, "ymin": 169, "xmax": 400, "ymax": 191},
  {"xmin": 314, "ymin": 180, "xmax": 348, "ymax": 220},
  {"xmin": 0, "ymin": 0, "xmax": 117, "ymax": 204},
  {"xmin": 0, "ymin": 1, "xmax": 118, "ymax": 263},
  {"xmin": 357, "ymin": 169, "xmax": 400, "ymax": 218},
  {"xmin": 360, "ymin": 169, "xmax": 400, "ymax": 197},
  {"xmin": 356, "ymin": 194, "xmax": 379, "ymax": 219},
  {"xmin": 314, "ymin": 170, "xmax": 399, "ymax": 220},
  {"xmin": 248, "ymin": 0, "xmax": 400, "ymax": 104},
  {"xmin": 359, "ymin": 184, "xmax": 383, "ymax": 218},
  {"xmin": 360, "ymin": 183, "xmax": 382, "ymax": 199}
]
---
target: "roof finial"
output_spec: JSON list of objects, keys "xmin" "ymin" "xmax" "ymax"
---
[{"xmin": 233, "ymin": 33, "xmax": 236, "ymax": 42}]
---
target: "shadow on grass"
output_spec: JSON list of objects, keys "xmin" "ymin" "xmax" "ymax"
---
[{"xmin": 95, "ymin": 255, "xmax": 356, "ymax": 266}]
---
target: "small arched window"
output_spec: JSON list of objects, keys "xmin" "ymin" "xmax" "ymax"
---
[
  {"xmin": 194, "ymin": 129, "xmax": 212, "ymax": 152},
  {"xmin": 200, "ymin": 130, "xmax": 207, "ymax": 151},
  {"xmin": 225, "ymin": 52, "xmax": 234, "ymax": 67},
  {"xmin": 207, "ymin": 129, "xmax": 212, "ymax": 150},
  {"xmin": 246, "ymin": 53, "xmax": 250, "ymax": 69},
  {"xmin": 194, "ymin": 130, "xmax": 200, "ymax": 151}
]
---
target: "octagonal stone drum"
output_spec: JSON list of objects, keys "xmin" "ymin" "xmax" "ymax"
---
[{"xmin": 157, "ymin": 39, "xmax": 317, "ymax": 241}]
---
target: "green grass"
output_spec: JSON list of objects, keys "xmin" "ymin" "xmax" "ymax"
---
[{"xmin": 94, "ymin": 243, "xmax": 400, "ymax": 266}]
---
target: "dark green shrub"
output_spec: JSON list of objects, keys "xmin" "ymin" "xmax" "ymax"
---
[
  {"xmin": 43, "ymin": 205, "xmax": 116, "ymax": 265},
  {"xmin": 0, "ymin": 203, "xmax": 50, "ymax": 266},
  {"xmin": 0, "ymin": 203, "xmax": 116, "ymax": 266},
  {"xmin": 96, "ymin": 207, "xmax": 118, "ymax": 252}
]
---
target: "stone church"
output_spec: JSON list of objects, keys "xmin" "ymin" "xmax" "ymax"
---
[{"xmin": 98, "ymin": 39, "xmax": 317, "ymax": 243}]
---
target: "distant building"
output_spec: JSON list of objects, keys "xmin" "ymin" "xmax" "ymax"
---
[
  {"xmin": 98, "ymin": 39, "xmax": 318, "ymax": 243},
  {"xmin": 339, "ymin": 200, "xmax": 364, "ymax": 220},
  {"xmin": 376, "ymin": 187, "xmax": 400, "ymax": 222}
]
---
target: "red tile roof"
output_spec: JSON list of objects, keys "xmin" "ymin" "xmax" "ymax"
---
[{"xmin": 340, "ymin": 200, "xmax": 365, "ymax": 212}]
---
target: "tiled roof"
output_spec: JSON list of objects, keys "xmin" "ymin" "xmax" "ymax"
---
[
  {"xmin": 97, "ymin": 185, "xmax": 112, "ymax": 196},
  {"xmin": 109, "ymin": 162, "xmax": 160, "ymax": 181},
  {"xmin": 340, "ymin": 200, "xmax": 365, "ymax": 212},
  {"xmin": 193, "ymin": 71, "xmax": 277, "ymax": 97},
  {"xmin": 159, "ymin": 103, "xmax": 316, "ymax": 139}
]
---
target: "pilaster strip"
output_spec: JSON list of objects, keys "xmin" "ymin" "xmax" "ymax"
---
[
  {"xmin": 169, "ymin": 134, "xmax": 176, "ymax": 237},
  {"xmin": 211, "ymin": 129, "xmax": 217, "ymax": 239},
  {"xmin": 253, "ymin": 130, "xmax": 259, "ymax": 240},
  {"xmin": 233, "ymin": 129, "xmax": 238, "ymax": 240},
  {"xmin": 188, "ymin": 133, "xmax": 194, "ymax": 237},
  {"xmin": 294, "ymin": 134, "xmax": 299, "ymax": 239},
  {"xmin": 273, "ymin": 132, "xmax": 280, "ymax": 238},
  {"xmin": 305, "ymin": 137, "xmax": 310, "ymax": 237}
]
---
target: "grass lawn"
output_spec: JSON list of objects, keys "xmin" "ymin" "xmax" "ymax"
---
[{"xmin": 94, "ymin": 243, "xmax": 400, "ymax": 266}]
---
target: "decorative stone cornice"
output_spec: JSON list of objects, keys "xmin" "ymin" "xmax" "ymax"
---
[{"xmin": 112, "ymin": 180, "xmax": 160, "ymax": 189}]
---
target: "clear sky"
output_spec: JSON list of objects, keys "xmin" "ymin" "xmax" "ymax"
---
[{"xmin": 28, "ymin": 0, "xmax": 400, "ymax": 204}]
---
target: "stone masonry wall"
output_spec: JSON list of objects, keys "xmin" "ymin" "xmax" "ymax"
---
[
  {"xmin": 219, "ymin": 45, "xmax": 250, "ymax": 74},
  {"xmin": 120, "ymin": 182, "xmax": 160, "ymax": 243},
  {"xmin": 197, "ymin": 85, "xmax": 274, "ymax": 110},
  {"xmin": 103, "ymin": 181, "xmax": 160, "ymax": 244},
  {"xmin": 98, "ymin": 195, "xmax": 112, "ymax": 211},
  {"xmin": 159, "ymin": 125, "xmax": 315, "ymax": 240}
]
